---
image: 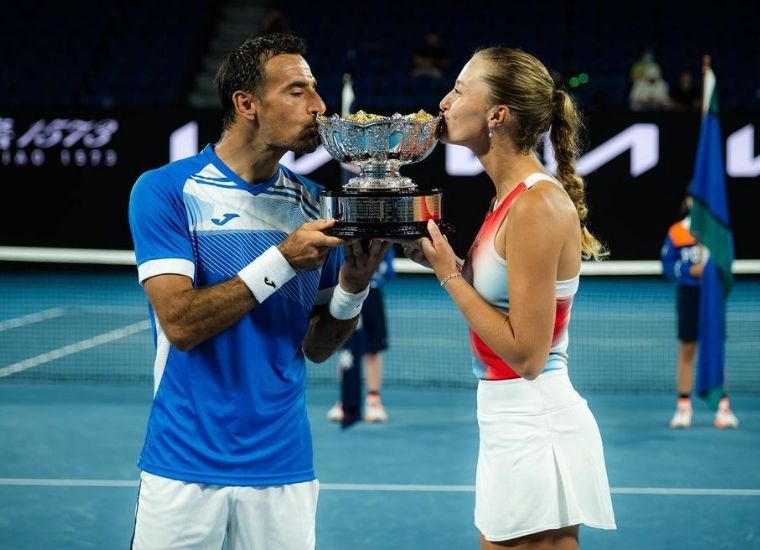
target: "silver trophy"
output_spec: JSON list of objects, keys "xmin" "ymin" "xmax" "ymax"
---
[{"xmin": 316, "ymin": 110, "xmax": 452, "ymax": 238}]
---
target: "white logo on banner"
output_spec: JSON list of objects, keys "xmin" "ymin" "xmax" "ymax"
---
[
  {"xmin": 546, "ymin": 124, "xmax": 659, "ymax": 177},
  {"xmin": 169, "ymin": 122, "xmax": 198, "ymax": 162},
  {"xmin": 727, "ymin": 125, "xmax": 760, "ymax": 177},
  {"xmin": 445, "ymin": 125, "xmax": 659, "ymax": 177},
  {"xmin": 280, "ymin": 147, "xmax": 334, "ymax": 173},
  {"xmin": 0, "ymin": 118, "xmax": 119, "ymax": 167},
  {"xmin": 168, "ymin": 128, "xmax": 339, "ymax": 175},
  {"xmin": 163, "ymin": 121, "xmax": 759, "ymax": 179}
]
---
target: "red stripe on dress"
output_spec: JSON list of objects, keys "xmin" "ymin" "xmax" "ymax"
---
[
  {"xmin": 471, "ymin": 329, "xmax": 521, "ymax": 380},
  {"xmin": 472, "ymin": 297, "xmax": 574, "ymax": 380},
  {"xmin": 552, "ymin": 297, "xmax": 573, "ymax": 344}
]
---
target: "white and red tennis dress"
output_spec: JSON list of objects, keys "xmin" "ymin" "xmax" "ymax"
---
[{"xmin": 464, "ymin": 173, "xmax": 617, "ymax": 541}]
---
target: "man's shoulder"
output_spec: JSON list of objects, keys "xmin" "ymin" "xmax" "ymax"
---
[{"xmin": 278, "ymin": 164, "xmax": 325, "ymax": 198}]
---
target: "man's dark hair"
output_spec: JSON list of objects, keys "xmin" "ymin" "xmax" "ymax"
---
[{"xmin": 215, "ymin": 33, "xmax": 307, "ymax": 130}]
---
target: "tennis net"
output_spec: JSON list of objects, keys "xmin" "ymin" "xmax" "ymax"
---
[{"xmin": 1, "ymin": 247, "xmax": 758, "ymax": 394}]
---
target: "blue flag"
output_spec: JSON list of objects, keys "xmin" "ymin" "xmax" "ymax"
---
[{"xmin": 687, "ymin": 60, "xmax": 735, "ymax": 411}]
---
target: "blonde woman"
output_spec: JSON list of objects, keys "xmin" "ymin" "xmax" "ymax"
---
[{"xmin": 405, "ymin": 47, "xmax": 617, "ymax": 549}]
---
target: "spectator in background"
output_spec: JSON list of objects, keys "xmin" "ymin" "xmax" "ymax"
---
[
  {"xmin": 629, "ymin": 47, "xmax": 660, "ymax": 86},
  {"xmin": 256, "ymin": 6, "xmax": 293, "ymax": 36},
  {"xmin": 410, "ymin": 31, "xmax": 450, "ymax": 79},
  {"xmin": 670, "ymin": 70, "xmax": 701, "ymax": 111},
  {"xmin": 629, "ymin": 64, "xmax": 672, "ymax": 111},
  {"xmin": 661, "ymin": 196, "xmax": 739, "ymax": 429},
  {"xmin": 327, "ymin": 248, "xmax": 396, "ymax": 426}
]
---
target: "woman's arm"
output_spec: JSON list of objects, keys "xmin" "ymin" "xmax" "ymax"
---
[{"xmin": 420, "ymin": 186, "xmax": 574, "ymax": 379}]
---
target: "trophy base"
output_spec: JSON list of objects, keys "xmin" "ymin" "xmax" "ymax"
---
[
  {"xmin": 325, "ymin": 220, "xmax": 455, "ymax": 239},
  {"xmin": 320, "ymin": 188, "xmax": 453, "ymax": 239}
]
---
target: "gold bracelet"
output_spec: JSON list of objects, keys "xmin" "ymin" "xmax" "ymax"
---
[{"xmin": 439, "ymin": 272, "xmax": 462, "ymax": 288}]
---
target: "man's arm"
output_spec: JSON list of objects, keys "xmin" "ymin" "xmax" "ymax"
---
[
  {"xmin": 302, "ymin": 306, "xmax": 359, "ymax": 363},
  {"xmin": 302, "ymin": 239, "xmax": 391, "ymax": 363},
  {"xmin": 143, "ymin": 273, "xmax": 256, "ymax": 352},
  {"xmin": 144, "ymin": 219, "xmax": 345, "ymax": 351}
]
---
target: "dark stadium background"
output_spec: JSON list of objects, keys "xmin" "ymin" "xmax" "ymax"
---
[{"xmin": 1, "ymin": 0, "xmax": 758, "ymax": 260}]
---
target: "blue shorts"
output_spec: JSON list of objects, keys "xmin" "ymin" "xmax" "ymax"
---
[{"xmin": 677, "ymin": 284, "xmax": 700, "ymax": 342}]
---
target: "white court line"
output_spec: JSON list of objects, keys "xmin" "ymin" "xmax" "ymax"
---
[
  {"xmin": 322, "ymin": 483, "xmax": 473, "ymax": 492},
  {"xmin": 0, "ymin": 479, "xmax": 138, "ymax": 487},
  {"xmin": 0, "ymin": 308, "xmax": 65, "ymax": 332},
  {"xmin": 609, "ymin": 487, "xmax": 760, "ymax": 496},
  {"xmin": 324, "ymin": 484, "xmax": 760, "ymax": 496},
  {"xmin": 0, "ymin": 320, "xmax": 151, "ymax": 378},
  {"xmin": 0, "ymin": 479, "xmax": 758, "ymax": 496}
]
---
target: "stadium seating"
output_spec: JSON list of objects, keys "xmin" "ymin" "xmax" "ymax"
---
[{"xmin": 1, "ymin": 0, "xmax": 756, "ymax": 111}]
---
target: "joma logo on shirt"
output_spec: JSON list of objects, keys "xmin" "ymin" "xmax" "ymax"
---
[{"xmin": 211, "ymin": 213, "xmax": 240, "ymax": 226}]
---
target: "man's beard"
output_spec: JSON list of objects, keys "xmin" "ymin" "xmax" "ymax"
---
[
  {"xmin": 290, "ymin": 136, "xmax": 320, "ymax": 154},
  {"xmin": 286, "ymin": 129, "xmax": 321, "ymax": 154}
]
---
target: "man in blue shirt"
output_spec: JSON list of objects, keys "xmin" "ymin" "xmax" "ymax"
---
[{"xmin": 128, "ymin": 33, "xmax": 390, "ymax": 549}]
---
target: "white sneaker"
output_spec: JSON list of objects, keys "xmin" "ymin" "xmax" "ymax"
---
[
  {"xmin": 669, "ymin": 399, "xmax": 693, "ymax": 429},
  {"xmin": 714, "ymin": 400, "xmax": 739, "ymax": 429},
  {"xmin": 326, "ymin": 401, "xmax": 343, "ymax": 422},
  {"xmin": 364, "ymin": 397, "xmax": 388, "ymax": 423}
]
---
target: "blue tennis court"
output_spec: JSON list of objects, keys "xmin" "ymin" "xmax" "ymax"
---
[{"xmin": 1, "ymin": 268, "xmax": 759, "ymax": 549}]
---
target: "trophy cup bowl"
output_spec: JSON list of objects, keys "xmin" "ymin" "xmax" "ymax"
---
[{"xmin": 317, "ymin": 110, "xmax": 453, "ymax": 239}]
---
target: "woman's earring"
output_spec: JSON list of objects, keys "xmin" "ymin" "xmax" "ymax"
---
[{"xmin": 488, "ymin": 128, "xmax": 493, "ymax": 138}]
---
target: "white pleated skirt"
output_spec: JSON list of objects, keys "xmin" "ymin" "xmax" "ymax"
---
[{"xmin": 475, "ymin": 369, "xmax": 616, "ymax": 542}]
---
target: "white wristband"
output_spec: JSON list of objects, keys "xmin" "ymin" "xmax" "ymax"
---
[
  {"xmin": 238, "ymin": 246, "xmax": 297, "ymax": 303},
  {"xmin": 328, "ymin": 284, "xmax": 370, "ymax": 320}
]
